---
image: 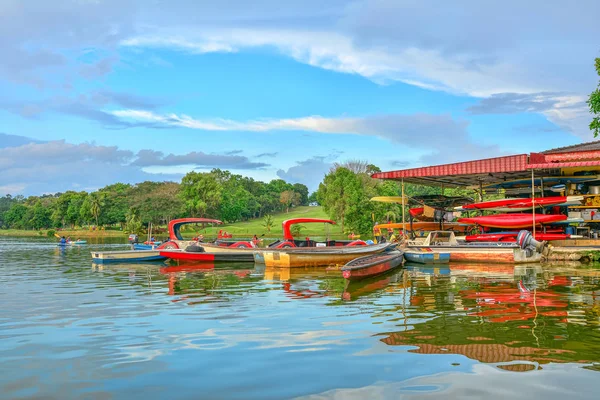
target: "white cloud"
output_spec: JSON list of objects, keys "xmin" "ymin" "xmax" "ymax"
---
[
  {"xmin": 0, "ymin": 134, "xmax": 269, "ymax": 195},
  {"xmin": 118, "ymin": 0, "xmax": 600, "ymax": 136},
  {"xmin": 112, "ymin": 109, "xmax": 501, "ymax": 163}
]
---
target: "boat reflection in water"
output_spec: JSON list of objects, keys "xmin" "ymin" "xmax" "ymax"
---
[
  {"xmin": 379, "ymin": 263, "xmax": 600, "ymax": 371},
  {"xmin": 94, "ymin": 257, "xmax": 600, "ymax": 373}
]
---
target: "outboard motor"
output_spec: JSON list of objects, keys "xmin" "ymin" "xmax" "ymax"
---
[
  {"xmin": 185, "ymin": 243, "xmax": 206, "ymax": 253},
  {"xmin": 516, "ymin": 230, "xmax": 546, "ymax": 257},
  {"xmin": 128, "ymin": 234, "xmax": 139, "ymax": 244}
]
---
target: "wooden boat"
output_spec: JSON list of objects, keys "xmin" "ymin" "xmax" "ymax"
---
[
  {"xmin": 455, "ymin": 196, "xmax": 583, "ymax": 212},
  {"xmin": 406, "ymin": 231, "xmax": 545, "ymax": 264},
  {"xmin": 159, "ymin": 249, "xmax": 254, "ymax": 263},
  {"xmin": 458, "ymin": 214, "xmax": 567, "ymax": 228},
  {"xmin": 341, "ymin": 250, "xmax": 404, "ymax": 281},
  {"xmin": 262, "ymin": 242, "xmax": 394, "ymax": 268},
  {"xmin": 404, "ymin": 249, "xmax": 450, "ymax": 264},
  {"xmin": 91, "ymin": 250, "xmax": 166, "ymax": 263}
]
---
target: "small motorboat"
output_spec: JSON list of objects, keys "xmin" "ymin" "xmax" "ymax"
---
[
  {"xmin": 341, "ymin": 250, "xmax": 404, "ymax": 281},
  {"xmin": 404, "ymin": 249, "xmax": 450, "ymax": 264},
  {"xmin": 91, "ymin": 250, "xmax": 166, "ymax": 263}
]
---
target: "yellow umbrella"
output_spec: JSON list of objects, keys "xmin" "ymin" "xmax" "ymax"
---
[{"xmin": 370, "ymin": 196, "xmax": 407, "ymax": 204}]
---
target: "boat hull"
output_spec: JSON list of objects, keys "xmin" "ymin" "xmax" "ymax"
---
[
  {"xmin": 262, "ymin": 243, "xmax": 393, "ymax": 268},
  {"xmin": 341, "ymin": 251, "xmax": 404, "ymax": 281},
  {"xmin": 407, "ymin": 245, "xmax": 542, "ymax": 264},
  {"xmin": 159, "ymin": 249, "xmax": 254, "ymax": 262},
  {"xmin": 91, "ymin": 250, "xmax": 166, "ymax": 263},
  {"xmin": 404, "ymin": 250, "xmax": 450, "ymax": 264}
]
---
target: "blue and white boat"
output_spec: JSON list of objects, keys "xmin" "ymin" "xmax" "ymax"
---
[
  {"xmin": 404, "ymin": 249, "xmax": 450, "ymax": 264},
  {"xmin": 91, "ymin": 250, "xmax": 166, "ymax": 264}
]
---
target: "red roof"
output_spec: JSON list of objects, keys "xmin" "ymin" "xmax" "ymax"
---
[
  {"xmin": 374, "ymin": 141, "xmax": 600, "ymax": 187},
  {"xmin": 372, "ymin": 154, "xmax": 528, "ymax": 180}
]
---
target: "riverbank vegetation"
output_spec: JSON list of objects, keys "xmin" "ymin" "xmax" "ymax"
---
[
  {"xmin": 0, "ymin": 169, "xmax": 309, "ymax": 233},
  {"xmin": 1, "ymin": 161, "xmax": 477, "ymax": 239}
]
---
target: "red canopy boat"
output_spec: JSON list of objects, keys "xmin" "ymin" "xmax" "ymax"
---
[
  {"xmin": 458, "ymin": 214, "xmax": 567, "ymax": 228},
  {"xmin": 159, "ymin": 249, "xmax": 253, "ymax": 263}
]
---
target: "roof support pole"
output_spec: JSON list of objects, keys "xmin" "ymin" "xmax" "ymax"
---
[
  {"xmin": 478, "ymin": 181, "xmax": 483, "ymax": 202},
  {"xmin": 401, "ymin": 178, "xmax": 406, "ymax": 239},
  {"xmin": 532, "ymin": 169, "xmax": 536, "ymax": 237}
]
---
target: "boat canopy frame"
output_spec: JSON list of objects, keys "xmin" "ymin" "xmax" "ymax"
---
[
  {"xmin": 281, "ymin": 218, "xmax": 336, "ymax": 241},
  {"xmin": 168, "ymin": 218, "xmax": 223, "ymax": 240}
]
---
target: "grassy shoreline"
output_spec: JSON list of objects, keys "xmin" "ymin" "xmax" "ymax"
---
[
  {"xmin": 0, "ymin": 229, "xmax": 127, "ymax": 238},
  {"xmin": 0, "ymin": 207, "xmax": 355, "ymax": 240}
]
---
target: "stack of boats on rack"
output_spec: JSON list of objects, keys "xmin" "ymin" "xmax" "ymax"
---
[
  {"xmin": 406, "ymin": 230, "xmax": 546, "ymax": 264},
  {"xmin": 372, "ymin": 195, "xmax": 474, "ymax": 240}
]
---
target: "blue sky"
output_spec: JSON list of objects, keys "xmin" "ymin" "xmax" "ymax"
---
[{"xmin": 1, "ymin": 0, "xmax": 599, "ymax": 195}]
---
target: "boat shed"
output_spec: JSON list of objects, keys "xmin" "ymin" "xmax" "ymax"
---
[{"xmin": 372, "ymin": 141, "xmax": 600, "ymax": 189}]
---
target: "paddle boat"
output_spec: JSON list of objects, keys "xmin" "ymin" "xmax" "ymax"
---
[
  {"xmin": 159, "ymin": 248, "xmax": 255, "ymax": 263},
  {"xmin": 159, "ymin": 218, "xmax": 372, "ymax": 264},
  {"xmin": 68, "ymin": 239, "xmax": 87, "ymax": 245},
  {"xmin": 341, "ymin": 250, "xmax": 404, "ymax": 281},
  {"xmin": 404, "ymin": 249, "xmax": 450, "ymax": 264}
]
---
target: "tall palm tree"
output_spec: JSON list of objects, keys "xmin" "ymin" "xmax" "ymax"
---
[{"xmin": 90, "ymin": 195, "xmax": 102, "ymax": 227}]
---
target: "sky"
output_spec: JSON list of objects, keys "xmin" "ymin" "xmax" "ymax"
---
[{"xmin": 1, "ymin": 0, "xmax": 599, "ymax": 196}]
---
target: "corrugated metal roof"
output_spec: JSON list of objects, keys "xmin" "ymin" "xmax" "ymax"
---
[
  {"xmin": 527, "ymin": 160, "xmax": 600, "ymax": 169},
  {"xmin": 543, "ymin": 140, "xmax": 600, "ymax": 154},
  {"xmin": 372, "ymin": 154, "xmax": 528, "ymax": 180},
  {"xmin": 375, "ymin": 141, "xmax": 600, "ymax": 186}
]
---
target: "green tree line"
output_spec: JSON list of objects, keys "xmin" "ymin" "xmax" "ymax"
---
[{"xmin": 0, "ymin": 169, "xmax": 309, "ymax": 230}]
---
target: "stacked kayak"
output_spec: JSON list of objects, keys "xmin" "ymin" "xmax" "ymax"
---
[
  {"xmin": 458, "ymin": 213, "xmax": 567, "ymax": 229},
  {"xmin": 465, "ymin": 232, "xmax": 582, "ymax": 242},
  {"xmin": 455, "ymin": 196, "xmax": 583, "ymax": 212}
]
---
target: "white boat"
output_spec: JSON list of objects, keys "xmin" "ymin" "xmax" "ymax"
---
[{"xmin": 90, "ymin": 250, "xmax": 166, "ymax": 264}]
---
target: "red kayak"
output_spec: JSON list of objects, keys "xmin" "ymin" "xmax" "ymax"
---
[
  {"xmin": 465, "ymin": 233, "xmax": 579, "ymax": 242},
  {"xmin": 456, "ymin": 196, "xmax": 583, "ymax": 212},
  {"xmin": 458, "ymin": 214, "xmax": 567, "ymax": 228}
]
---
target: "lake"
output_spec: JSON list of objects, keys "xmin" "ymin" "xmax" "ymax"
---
[{"xmin": 1, "ymin": 236, "xmax": 600, "ymax": 399}]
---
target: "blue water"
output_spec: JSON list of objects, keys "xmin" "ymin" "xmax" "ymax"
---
[{"xmin": 1, "ymin": 236, "xmax": 600, "ymax": 399}]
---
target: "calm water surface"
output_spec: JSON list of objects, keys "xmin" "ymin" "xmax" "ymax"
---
[{"xmin": 1, "ymin": 237, "xmax": 600, "ymax": 399}]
